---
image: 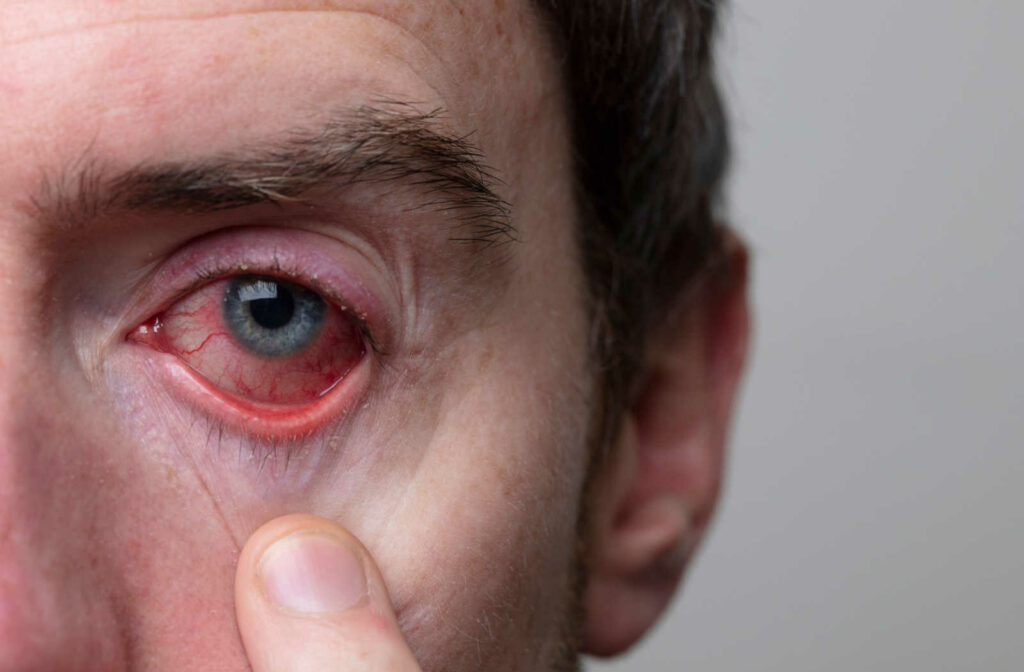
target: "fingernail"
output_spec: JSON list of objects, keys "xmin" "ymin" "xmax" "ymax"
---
[{"xmin": 259, "ymin": 531, "xmax": 366, "ymax": 614}]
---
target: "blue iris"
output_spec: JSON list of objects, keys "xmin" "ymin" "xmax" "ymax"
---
[{"xmin": 223, "ymin": 276, "xmax": 325, "ymax": 357}]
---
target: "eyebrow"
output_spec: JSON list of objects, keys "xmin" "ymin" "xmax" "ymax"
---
[{"xmin": 31, "ymin": 103, "xmax": 516, "ymax": 247}]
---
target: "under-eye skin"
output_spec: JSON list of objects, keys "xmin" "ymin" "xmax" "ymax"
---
[{"xmin": 223, "ymin": 276, "xmax": 326, "ymax": 358}]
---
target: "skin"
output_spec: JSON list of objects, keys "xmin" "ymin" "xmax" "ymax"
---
[{"xmin": 0, "ymin": 1, "xmax": 750, "ymax": 670}]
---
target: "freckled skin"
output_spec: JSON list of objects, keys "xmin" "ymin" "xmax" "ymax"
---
[{"xmin": 0, "ymin": 1, "xmax": 589, "ymax": 671}]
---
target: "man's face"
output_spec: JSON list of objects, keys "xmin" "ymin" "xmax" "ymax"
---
[{"xmin": 0, "ymin": 1, "xmax": 594, "ymax": 669}]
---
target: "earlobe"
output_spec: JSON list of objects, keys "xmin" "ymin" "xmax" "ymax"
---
[
  {"xmin": 582, "ymin": 234, "xmax": 750, "ymax": 656},
  {"xmin": 581, "ymin": 414, "xmax": 698, "ymax": 656}
]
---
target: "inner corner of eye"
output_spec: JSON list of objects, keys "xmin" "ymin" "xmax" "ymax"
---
[{"xmin": 136, "ymin": 273, "xmax": 367, "ymax": 407}]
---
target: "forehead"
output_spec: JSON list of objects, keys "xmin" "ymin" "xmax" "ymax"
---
[
  {"xmin": 0, "ymin": 0, "xmax": 555, "ymax": 206},
  {"xmin": 0, "ymin": 0, "xmax": 537, "ymax": 86}
]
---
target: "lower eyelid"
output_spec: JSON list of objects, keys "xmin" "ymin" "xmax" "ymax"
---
[
  {"xmin": 136, "ymin": 344, "xmax": 375, "ymax": 441},
  {"xmin": 118, "ymin": 228, "xmax": 391, "ymax": 440}
]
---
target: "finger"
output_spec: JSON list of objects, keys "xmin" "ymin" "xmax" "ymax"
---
[{"xmin": 235, "ymin": 513, "xmax": 422, "ymax": 672}]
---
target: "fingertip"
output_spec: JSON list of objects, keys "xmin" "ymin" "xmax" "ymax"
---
[
  {"xmin": 237, "ymin": 514, "xmax": 374, "ymax": 617},
  {"xmin": 238, "ymin": 513, "xmax": 343, "ymax": 578},
  {"xmin": 259, "ymin": 529, "xmax": 367, "ymax": 614},
  {"xmin": 234, "ymin": 514, "xmax": 421, "ymax": 672}
]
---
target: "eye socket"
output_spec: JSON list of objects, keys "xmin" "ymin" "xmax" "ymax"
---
[{"xmin": 132, "ymin": 274, "xmax": 366, "ymax": 405}]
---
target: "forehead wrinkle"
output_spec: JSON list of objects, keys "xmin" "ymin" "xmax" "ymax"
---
[
  {"xmin": 2, "ymin": 1, "xmax": 327, "ymax": 46},
  {"xmin": 2, "ymin": 1, "xmax": 461, "ymax": 88},
  {"xmin": 2, "ymin": 1, "xmax": 477, "ymax": 135}
]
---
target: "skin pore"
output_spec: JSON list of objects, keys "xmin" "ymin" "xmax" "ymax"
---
[{"xmin": 0, "ymin": 1, "xmax": 749, "ymax": 670}]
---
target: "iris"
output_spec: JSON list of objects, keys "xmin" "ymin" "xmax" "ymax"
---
[{"xmin": 223, "ymin": 276, "xmax": 325, "ymax": 357}]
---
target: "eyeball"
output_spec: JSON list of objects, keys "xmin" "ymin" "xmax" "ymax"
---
[{"xmin": 132, "ymin": 275, "xmax": 366, "ymax": 405}]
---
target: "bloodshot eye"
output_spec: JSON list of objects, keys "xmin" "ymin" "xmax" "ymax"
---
[{"xmin": 132, "ymin": 275, "xmax": 366, "ymax": 405}]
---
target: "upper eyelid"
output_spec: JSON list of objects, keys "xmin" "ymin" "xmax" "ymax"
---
[
  {"xmin": 30, "ymin": 108, "xmax": 521, "ymax": 316},
  {"xmin": 118, "ymin": 227, "xmax": 396, "ymax": 357}
]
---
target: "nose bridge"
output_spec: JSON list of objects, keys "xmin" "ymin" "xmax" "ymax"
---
[
  {"xmin": 0, "ymin": 227, "xmax": 40, "ymax": 429},
  {"xmin": 0, "ymin": 263, "xmax": 60, "ymax": 664},
  {"xmin": 0, "ymin": 344, "xmax": 56, "ymax": 532},
  {"xmin": 0, "ymin": 257, "xmax": 47, "ymax": 505},
  {"xmin": 0, "ymin": 261, "xmax": 102, "ymax": 522},
  {"xmin": 0, "ymin": 250, "xmax": 122, "ymax": 669},
  {"xmin": 0, "ymin": 264, "xmax": 40, "ymax": 525}
]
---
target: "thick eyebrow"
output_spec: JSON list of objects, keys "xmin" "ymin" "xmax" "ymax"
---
[{"xmin": 31, "ymin": 103, "xmax": 516, "ymax": 247}]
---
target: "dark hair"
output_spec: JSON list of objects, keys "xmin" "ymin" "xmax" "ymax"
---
[{"xmin": 533, "ymin": 1, "xmax": 730, "ymax": 439}]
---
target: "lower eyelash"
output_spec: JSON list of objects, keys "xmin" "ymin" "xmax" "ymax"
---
[{"xmin": 202, "ymin": 415, "xmax": 319, "ymax": 481}]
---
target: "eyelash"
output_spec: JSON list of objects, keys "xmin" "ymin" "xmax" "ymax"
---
[{"xmin": 202, "ymin": 412, "xmax": 340, "ymax": 475}]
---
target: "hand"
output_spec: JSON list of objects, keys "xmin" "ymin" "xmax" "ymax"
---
[{"xmin": 235, "ymin": 514, "xmax": 423, "ymax": 671}]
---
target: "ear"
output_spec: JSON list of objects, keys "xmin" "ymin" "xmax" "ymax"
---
[{"xmin": 582, "ymin": 232, "xmax": 750, "ymax": 656}]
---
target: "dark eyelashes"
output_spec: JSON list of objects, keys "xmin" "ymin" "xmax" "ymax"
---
[{"xmin": 200, "ymin": 413, "xmax": 331, "ymax": 480}]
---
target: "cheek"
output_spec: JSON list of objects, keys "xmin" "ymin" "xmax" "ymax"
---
[
  {"xmin": 99, "ymin": 352, "xmax": 332, "ymax": 530},
  {"xmin": 3, "ymin": 371, "xmax": 250, "ymax": 669},
  {"xmin": 388, "ymin": 438, "xmax": 585, "ymax": 670},
  {"xmin": 355, "ymin": 335, "xmax": 594, "ymax": 669}
]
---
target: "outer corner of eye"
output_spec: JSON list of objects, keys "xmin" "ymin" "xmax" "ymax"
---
[{"xmin": 129, "ymin": 274, "xmax": 371, "ymax": 433}]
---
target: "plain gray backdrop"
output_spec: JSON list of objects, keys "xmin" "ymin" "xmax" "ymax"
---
[{"xmin": 588, "ymin": 1, "xmax": 1023, "ymax": 670}]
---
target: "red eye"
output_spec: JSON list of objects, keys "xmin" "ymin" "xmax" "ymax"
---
[{"xmin": 131, "ymin": 275, "xmax": 365, "ymax": 405}]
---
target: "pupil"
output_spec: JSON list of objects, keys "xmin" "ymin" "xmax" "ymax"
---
[{"xmin": 247, "ymin": 284, "xmax": 295, "ymax": 330}]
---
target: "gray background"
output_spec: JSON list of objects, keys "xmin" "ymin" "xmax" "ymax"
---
[{"xmin": 588, "ymin": 1, "xmax": 1023, "ymax": 670}]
